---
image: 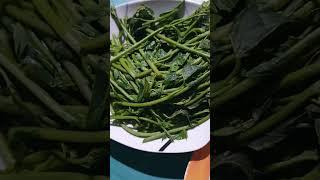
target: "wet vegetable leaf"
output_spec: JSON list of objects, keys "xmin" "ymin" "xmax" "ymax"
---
[
  {"xmin": 164, "ymin": 72, "xmax": 182, "ymax": 88},
  {"xmin": 248, "ymin": 113, "xmax": 307, "ymax": 151},
  {"xmin": 231, "ymin": 5, "xmax": 287, "ymax": 57},
  {"xmin": 175, "ymin": 129, "xmax": 187, "ymax": 140},
  {"xmin": 137, "ymin": 78, "xmax": 150, "ymax": 102},
  {"xmin": 181, "ymin": 64, "xmax": 201, "ymax": 81}
]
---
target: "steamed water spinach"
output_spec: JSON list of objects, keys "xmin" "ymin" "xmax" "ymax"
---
[
  {"xmin": 110, "ymin": 1, "xmax": 210, "ymax": 143},
  {"xmin": 212, "ymin": 0, "xmax": 320, "ymax": 179},
  {"xmin": 0, "ymin": 0, "xmax": 108, "ymax": 178}
]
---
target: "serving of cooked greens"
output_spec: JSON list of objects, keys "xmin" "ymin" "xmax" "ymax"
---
[
  {"xmin": 0, "ymin": 0, "xmax": 109, "ymax": 179},
  {"xmin": 110, "ymin": 1, "xmax": 210, "ymax": 143},
  {"xmin": 212, "ymin": 0, "xmax": 320, "ymax": 179}
]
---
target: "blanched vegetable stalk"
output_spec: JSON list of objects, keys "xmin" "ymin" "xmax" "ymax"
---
[{"xmin": 111, "ymin": 1, "xmax": 210, "ymax": 143}]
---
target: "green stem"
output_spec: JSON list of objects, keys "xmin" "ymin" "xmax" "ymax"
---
[
  {"xmin": 119, "ymin": 58, "xmax": 135, "ymax": 78},
  {"xmin": 5, "ymin": 4, "xmax": 56, "ymax": 37},
  {"xmin": 263, "ymin": 150, "xmax": 318, "ymax": 174},
  {"xmin": 118, "ymin": 20, "xmax": 161, "ymax": 76},
  {"xmin": 136, "ymin": 30, "xmax": 208, "ymax": 78},
  {"xmin": 0, "ymin": 53, "xmax": 78, "ymax": 126},
  {"xmin": 300, "ymin": 164, "xmax": 320, "ymax": 180},
  {"xmin": 279, "ymin": 62, "xmax": 320, "ymax": 91},
  {"xmin": 22, "ymin": 151, "xmax": 50, "ymax": 165},
  {"xmin": 0, "ymin": 95, "xmax": 88, "ymax": 116},
  {"xmin": 143, "ymin": 115, "xmax": 209, "ymax": 142},
  {"xmin": 0, "ymin": 172, "xmax": 108, "ymax": 180},
  {"xmin": 114, "ymin": 71, "xmax": 209, "ymax": 107},
  {"xmin": 135, "ymin": 69, "xmax": 153, "ymax": 79},
  {"xmin": 130, "ymin": 81, "xmax": 139, "ymax": 94},
  {"xmin": 63, "ymin": 61, "xmax": 92, "ymax": 103},
  {"xmin": 34, "ymin": 155, "xmax": 65, "ymax": 171},
  {"xmin": 264, "ymin": 0, "xmax": 291, "ymax": 11},
  {"xmin": 216, "ymin": 54, "xmax": 235, "ymax": 69},
  {"xmin": 185, "ymin": 88, "xmax": 210, "ymax": 106},
  {"xmin": 32, "ymin": 0, "xmax": 81, "ymax": 53},
  {"xmin": 146, "ymin": 28, "xmax": 210, "ymax": 59},
  {"xmin": 80, "ymin": 33, "xmax": 108, "ymax": 53},
  {"xmin": 121, "ymin": 125, "xmax": 161, "ymax": 138},
  {"xmin": 112, "ymin": 115, "xmax": 159, "ymax": 125},
  {"xmin": 111, "ymin": 63, "xmax": 127, "ymax": 73},
  {"xmin": 213, "ymin": 79, "xmax": 258, "ymax": 108},
  {"xmin": 197, "ymin": 81, "xmax": 210, "ymax": 90},
  {"xmin": 212, "ymin": 22, "xmax": 232, "ymax": 42},
  {"xmin": 277, "ymin": 94, "xmax": 298, "ymax": 104},
  {"xmin": 110, "ymin": 28, "xmax": 163, "ymax": 63},
  {"xmin": 110, "ymin": 79, "xmax": 135, "ymax": 101},
  {"xmin": 0, "ymin": 133, "xmax": 15, "ymax": 172},
  {"xmin": 236, "ymin": 81, "xmax": 320, "ymax": 142},
  {"xmin": 215, "ymin": 25, "xmax": 320, "ymax": 107},
  {"xmin": 9, "ymin": 127, "xmax": 109, "ymax": 143}
]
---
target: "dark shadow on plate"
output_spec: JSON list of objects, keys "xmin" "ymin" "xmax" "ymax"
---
[{"xmin": 110, "ymin": 140, "xmax": 191, "ymax": 178}]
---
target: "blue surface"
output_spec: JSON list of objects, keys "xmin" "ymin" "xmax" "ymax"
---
[
  {"xmin": 111, "ymin": 0, "xmax": 127, "ymax": 6},
  {"xmin": 110, "ymin": 1, "xmax": 191, "ymax": 180},
  {"xmin": 110, "ymin": 141, "xmax": 191, "ymax": 180}
]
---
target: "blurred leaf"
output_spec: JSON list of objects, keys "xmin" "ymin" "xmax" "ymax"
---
[
  {"xmin": 12, "ymin": 24, "xmax": 30, "ymax": 59},
  {"xmin": 86, "ymin": 61, "xmax": 108, "ymax": 129},
  {"xmin": 315, "ymin": 118, "xmax": 320, "ymax": 145},
  {"xmin": 231, "ymin": 5, "xmax": 287, "ymax": 57},
  {"xmin": 22, "ymin": 63, "xmax": 54, "ymax": 88},
  {"xmin": 248, "ymin": 112, "xmax": 307, "ymax": 151},
  {"xmin": 213, "ymin": 152, "xmax": 255, "ymax": 180},
  {"xmin": 214, "ymin": 0, "xmax": 239, "ymax": 12}
]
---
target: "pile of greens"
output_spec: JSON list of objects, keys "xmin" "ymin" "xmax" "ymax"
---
[
  {"xmin": 0, "ymin": 0, "xmax": 109, "ymax": 179},
  {"xmin": 110, "ymin": 1, "xmax": 210, "ymax": 144},
  {"xmin": 212, "ymin": 0, "xmax": 320, "ymax": 179}
]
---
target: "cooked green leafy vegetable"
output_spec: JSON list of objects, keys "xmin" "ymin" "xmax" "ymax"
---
[
  {"xmin": 0, "ymin": 0, "xmax": 108, "ymax": 178},
  {"xmin": 213, "ymin": 0, "xmax": 320, "ymax": 179},
  {"xmin": 110, "ymin": 1, "xmax": 210, "ymax": 143}
]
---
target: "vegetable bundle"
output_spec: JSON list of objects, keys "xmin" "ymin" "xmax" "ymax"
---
[
  {"xmin": 0, "ymin": 0, "xmax": 109, "ymax": 178},
  {"xmin": 212, "ymin": 0, "xmax": 320, "ymax": 179},
  {"xmin": 110, "ymin": 1, "xmax": 210, "ymax": 144}
]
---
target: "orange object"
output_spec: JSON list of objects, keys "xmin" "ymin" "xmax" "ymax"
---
[{"xmin": 184, "ymin": 142, "xmax": 210, "ymax": 180}]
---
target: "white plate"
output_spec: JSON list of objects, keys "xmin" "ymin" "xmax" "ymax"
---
[{"xmin": 110, "ymin": 0, "xmax": 210, "ymax": 153}]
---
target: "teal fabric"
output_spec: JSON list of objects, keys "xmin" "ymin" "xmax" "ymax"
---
[
  {"xmin": 110, "ymin": 1, "xmax": 192, "ymax": 180},
  {"xmin": 110, "ymin": 141, "xmax": 191, "ymax": 180}
]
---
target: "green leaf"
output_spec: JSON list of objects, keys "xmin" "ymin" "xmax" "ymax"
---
[
  {"xmin": 22, "ymin": 63, "xmax": 54, "ymax": 88},
  {"xmin": 157, "ymin": 0, "xmax": 185, "ymax": 27},
  {"xmin": 175, "ymin": 129, "xmax": 187, "ymax": 140},
  {"xmin": 181, "ymin": 64, "xmax": 201, "ymax": 81},
  {"xmin": 169, "ymin": 53, "xmax": 188, "ymax": 71},
  {"xmin": 127, "ymin": 5, "xmax": 155, "ymax": 39},
  {"xmin": 199, "ymin": 39, "xmax": 210, "ymax": 50},
  {"xmin": 12, "ymin": 23, "xmax": 30, "ymax": 59},
  {"xmin": 163, "ymin": 72, "xmax": 183, "ymax": 88},
  {"xmin": 137, "ymin": 78, "xmax": 150, "ymax": 102},
  {"xmin": 86, "ymin": 61, "xmax": 108, "ymax": 129},
  {"xmin": 230, "ymin": 5, "xmax": 287, "ymax": 57}
]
